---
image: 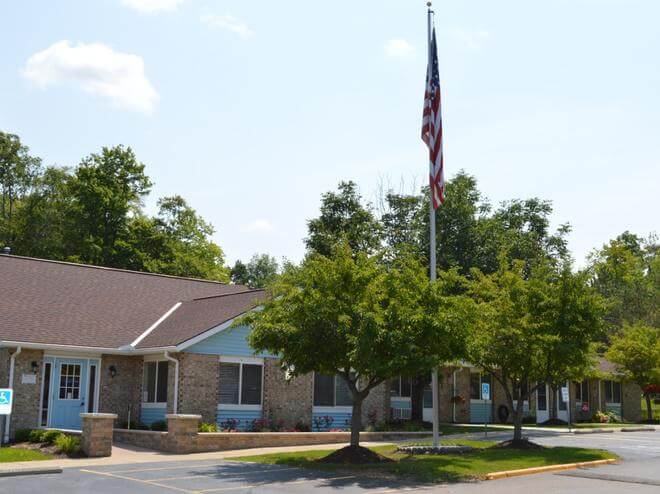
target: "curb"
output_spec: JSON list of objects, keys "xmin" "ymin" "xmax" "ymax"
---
[
  {"xmin": 572, "ymin": 428, "xmax": 615, "ymax": 434},
  {"xmin": 620, "ymin": 427, "xmax": 655, "ymax": 432},
  {"xmin": 486, "ymin": 458, "xmax": 617, "ymax": 480},
  {"xmin": 0, "ymin": 466, "xmax": 63, "ymax": 478}
]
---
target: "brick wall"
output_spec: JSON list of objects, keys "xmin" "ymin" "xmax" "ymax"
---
[
  {"xmin": 361, "ymin": 380, "xmax": 388, "ymax": 426},
  {"xmin": 9, "ymin": 349, "xmax": 43, "ymax": 435},
  {"xmin": 98, "ymin": 355, "xmax": 142, "ymax": 426},
  {"xmin": 262, "ymin": 358, "xmax": 313, "ymax": 428},
  {"xmin": 454, "ymin": 367, "xmax": 471, "ymax": 422},
  {"xmin": 176, "ymin": 353, "xmax": 219, "ymax": 424}
]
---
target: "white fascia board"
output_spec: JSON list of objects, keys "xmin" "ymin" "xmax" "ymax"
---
[
  {"xmin": 0, "ymin": 340, "xmax": 176, "ymax": 356},
  {"xmin": 130, "ymin": 302, "xmax": 182, "ymax": 348}
]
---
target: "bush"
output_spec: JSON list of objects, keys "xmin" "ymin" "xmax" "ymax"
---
[
  {"xmin": 42, "ymin": 430, "xmax": 64, "ymax": 445},
  {"xmin": 199, "ymin": 422, "xmax": 218, "ymax": 432},
  {"xmin": 28, "ymin": 429, "xmax": 46, "ymax": 443},
  {"xmin": 14, "ymin": 429, "xmax": 32, "ymax": 443},
  {"xmin": 150, "ymin": 420, "xmax": 167, "ymax": 431},
  {"xmin": 55, "ymin": 435, "xmax": 80, "ymax": 456},
  {"xmin": 294, "ymin": 421, "xmax": 311, "ymax": 432}
]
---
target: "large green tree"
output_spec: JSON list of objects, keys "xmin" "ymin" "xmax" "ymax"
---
[
  {"xmin": 230, "ymin": 253, "xmax": 279, "ymax": 288},
  {"xmin": 243, "ymin": 243, "xmax": 472, "ymax": 449},
  {"xmin": 606, "ymin": 323, "xmax": 660, "ymax": 423},
  {"xmin": 467, "ymin": 260, "xmax": 604, "ymax": 443}
]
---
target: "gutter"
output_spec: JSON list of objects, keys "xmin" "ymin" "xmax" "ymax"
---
[
  {"xmin": 3, "ymin": 346, "xmax": 21, "ymax": 443},
  {"xmin": 163, "ymin": 351, "xmax": 179, "ymax": 414},
  {"xmin": 0, "ymin": 341, "xmax": 177, "ymax": 356}
]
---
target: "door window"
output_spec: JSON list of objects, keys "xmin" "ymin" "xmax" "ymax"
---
[
  {"xmin": 537, "ymin": 383, "xmax": 547, "ymax": 411},
  {"xmin": 59, "ymin": 364, "xmax": 81, "ymax": 400}
]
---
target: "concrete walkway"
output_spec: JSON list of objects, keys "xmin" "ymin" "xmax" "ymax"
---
[{"xmin": 0, "ymin": 440, "xmax": 394, "ymax": 473}]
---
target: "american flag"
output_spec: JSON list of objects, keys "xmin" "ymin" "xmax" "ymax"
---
[{"xmin": 421, "ymin": 28, "xmax": 445, "ymax": 209}]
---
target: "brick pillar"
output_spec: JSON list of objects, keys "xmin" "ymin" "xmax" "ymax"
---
[
  {"xmin": 165, "ymin": 414, "xmax": 201, "ymax": 453},
  {"xmin": 80, "ymin": 413, "xmax": 117, "ymax": 457}
]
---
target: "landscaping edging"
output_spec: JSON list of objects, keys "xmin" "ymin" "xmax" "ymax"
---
[
  {"xmin": 0, "ymin": 466, "xmax": 63, "ymax": 478},
  {"xmin": 485, "ymin": 458, "xmax": 617, "ymax": 480}
]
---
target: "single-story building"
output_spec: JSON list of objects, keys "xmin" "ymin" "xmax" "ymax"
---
[{"xmin": 0, "ymin": 254, "xmax": 642, "ymax": 442}]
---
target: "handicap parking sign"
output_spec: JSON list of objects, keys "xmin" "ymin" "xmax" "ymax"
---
[
  {"xmin": 0, "ymin": 388, "xmax": 13, "ymax": 415},
  {"xmin": 481, "ymin": 382, "xmax": 490, "ymax": 400}
]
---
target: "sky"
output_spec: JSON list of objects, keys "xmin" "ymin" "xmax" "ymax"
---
[{"xmin": 1, "ymin": 0, "xmax": 658, "ymax": 267}]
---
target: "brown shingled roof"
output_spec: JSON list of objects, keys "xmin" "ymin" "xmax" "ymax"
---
[
  {"xmin": 137, "ymin": 290, "xmax": 266, "ymax": 348},
  {"xmin": 0, "ymin": 254, "xmax": 254, "ymax": 349}
]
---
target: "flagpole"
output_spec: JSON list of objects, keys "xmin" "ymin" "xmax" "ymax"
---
[{"xmin": 427, "ymin": 1, "xmax": 440, "ymax": 450}]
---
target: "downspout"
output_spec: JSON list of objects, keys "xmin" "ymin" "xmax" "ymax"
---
[
  {"xmin": 452, "ymin": 369, "xmax": 457, "ymax": 422},
  {"xmin": 164, "ymin": 351, "xmax": 179, "ymax": 414},
  {"xmin": 3, "ymin": 346, "xmax": 22, "ymax": 443}
]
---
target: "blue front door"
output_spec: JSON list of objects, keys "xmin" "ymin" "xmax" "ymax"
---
[{"xmin": 49, "ymin": 358, "xmax": 88, "ymax": 430}]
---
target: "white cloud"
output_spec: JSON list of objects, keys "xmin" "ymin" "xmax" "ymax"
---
[
  {"xmin": 22, "ymin": 41, "xmax": 159, "ymax": 114},
  {"xmin": 449, "ymin": 27, "xmax": 490, "ymax": 51},
  {"xmin": 200, "ymin": 14, "xmax": 254, "ymax": 39},
  {"xmin": 120, "ymin": 0, "xmax": 185, "ymax": 14},
  {"xmin": 241, "ymin": 219, "xmax": 273, "ymax": 233},
  {"xmin": 384, "ymin": 39, "xmax": 414, "ymax": 57}
]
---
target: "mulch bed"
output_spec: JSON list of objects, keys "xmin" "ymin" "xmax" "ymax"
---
[
  {"xmin": 493, "ymin": 439, "xmax": 545, "ymax": 450},
  {"xmin": 11, "ymin": 442, "xmax": 66, "ymax": 458},
  {"xmin": 316, "ymin": 445, "xmax": 394, "ymax": 464}
]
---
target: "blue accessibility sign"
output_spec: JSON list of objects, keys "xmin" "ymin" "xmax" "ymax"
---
[
  {"xmin": 0, "ymin": 388, "xmax": 13, "ymax": 415},
  {"xmin": 481, "ymin": 382, "xmax": 490, "ymax": 401}
]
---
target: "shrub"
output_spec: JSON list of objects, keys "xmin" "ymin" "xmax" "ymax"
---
[
  {"xmin": 55, "ymin": 434, "xmax": 80, "ymax": 456},
  {"xmin": 199, "ymin": 422, "xmax": 218, "ymax": 432},
  {"xmin": 150, "ymin": 420, "xmax": 168, "ymax": 431},
  {"xmin": 28, "ymin": 429, "xmax": 46, "ymax": 443},
  {"xmin": 220, "ymin": 418, "xmax": 239, "ymax": 431},
  {"xmin": 42, "ymin": 430, "xmax": 64, "ymax": 445},
  {"xmin": 367, "ymin": 408, "xmax": 378, "ymax": 427},
  {"xmin": 14, "ymin": 429, "xmax": 32, "ymax": 443},
  {"xmin": 294, "ymin": 421, "xmax": 311, "ymax": 432}
]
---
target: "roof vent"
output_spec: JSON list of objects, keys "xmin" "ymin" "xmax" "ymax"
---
[{"xmin": 2, "ymin": 246, "xmax": 10, "ymax": 255}]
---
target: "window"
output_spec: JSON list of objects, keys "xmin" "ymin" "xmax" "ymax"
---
[
  {"xmin": 314, "ymin": 373, "xmax": 354, "ymax": 407},
  {"xmin": 40, "ymin": 363, "xmax": 51, "ymax": 426},
  {"xmin": 470, "ymin": 372, "xmax": 491, "ymax": 400},
  {"xmin": 512, "ymin": 379, "xmax": 529, "ymax": 401},
  {"xmin": 219, "ymin": 362, "xmax": 263, "ymax": 406},
  {"xmin": 574, "ymin": 380, "xmax": 589, "ymax": 402},
  {"xmin": 604, "ymin": 380, "xmax": 621, "ymax": 403},
  {"xmin": 558, "ymin": 386, "xmax": 567, "ymax": 411},
  {"xmin": 59, "ymin": 364, "xmax": 81, "ymax": 400},
  {"xmin": 537, "ymin": 383, "xmax": 547, "ymax": 411},
  {"xmin": 390, "ymin": 376, "xmax": 412, "ymax": 398},
  {"xmin": 143, "ymin": 361, "xmax": 168, "ymax": 403}
]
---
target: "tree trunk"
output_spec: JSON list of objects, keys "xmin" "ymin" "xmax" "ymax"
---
[
  {"xmin": 549, "ymin": 385, "xmax": 558, "ymax": 421},
  {"xmin": 512, "ymin": 398, "xmax": 524, "ymax": 442},
  {"xmin": 351, "ymin": 398, "xmax": 363, "ymax": 447},
  {"xmin": 645, "ymin": 393, "xmax": 653, "ymax": 423},
  {"xmin": 411, "ymin": 374, "xmax": 431, "ymax": 422}
]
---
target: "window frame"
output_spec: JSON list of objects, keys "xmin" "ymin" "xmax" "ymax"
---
[
  {"xmin": 469, "ymin": 371, "xmax": 491, "ymax": 401},
  {"xmin": 218, "ymin": 356, "xmax": 264, "ymax": 411},
  {"xmin": 58, "ymin": 363, "xmax": 82, "ymax": 401},
  {"xmin": 390, "ymin": 375, "xmax": 412, "ymax": 400},
  {"xmin": 574, "ymin": 379, "xmax": 589, "ymax": 403},
  {"xmin": 142, "ymin": 360, "xmax": 169, "ymax": 406},
  {"xmin": 603, "ymin": 380, "xmax": 621, "ymax": 404},
  {"xmin": 313, "ymin": 372, "xmax": 355, "ymax": 411}
]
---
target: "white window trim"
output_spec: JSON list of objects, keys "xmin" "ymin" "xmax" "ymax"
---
[
  {"xmin": 603, "ymin": 380, "xmax": 622, "ymax": 405},
  {"xmin": 219, "ymin": 358, "xmax": 264, "ymax": 408},
  {"xmin": 142, "ymin": 359, "xmax": 168, "ymax": 405},
  {"xmin": 58, "ymin": 363, "xmax": 83, "ymax": 401},
  {"xmin": 469, "ymin": 371, "xmax": 491, "ymax": 402},
  {"xmin": 390, "ymin": 375, "xmax": 412, "ymax": 400}
]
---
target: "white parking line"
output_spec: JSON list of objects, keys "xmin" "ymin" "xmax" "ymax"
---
[
  {"xmin": 147, "ymin": 466, "xmax": 299, "ymax": 482},
  {"xmin": 80, "ymin": 469, "xmax": 197, "ymax": 494},
  {"xmin": 196, "ymin": 474, "xmax": 358, "ymax": 493}
]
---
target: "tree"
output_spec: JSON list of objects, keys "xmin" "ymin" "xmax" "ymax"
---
[
  {"xmin": 589, "ymin": 232, "xmax": 658, "ymax": 334},
  {"xmin": 0, "ymin": 132, "xmax": 42, "ymax": 248},
  {"xmin": 243, "ymin": 242, "xmax": 472, "ymax": 450},
  {"xmin": 68, "ymin": 145, "xmax": 152, "ymax": 267},
  {"xmin": 230, "ymin": 254, "xmax": 279, "ymax": 288},
  {"xmin": 306, "ymin": 181, "xmax": 382, "ymax": 256},
  {"xmin": 467, "ymin": 260, "xmax": 604, "ymax": 443},
  {"xmin": 606, "ymin": 323, "xmax": 660, "ymax": 423}
]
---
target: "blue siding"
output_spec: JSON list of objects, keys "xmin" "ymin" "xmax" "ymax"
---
[
  {"xmin": 312, "ymin": 410, "xmax": 352, "ymax": 431},
  {"xmin": 216, "ymin": 409, "xmax": 263, "ymax": 431},
  {"xmin": 390, "ymin": 398, "xmax": 412, "ymax": 410},
  {"xmin": 469, "ymin": 402, "xmax": 492, "ymax": 423},
  {"xmin": 140, "ymin": 406, "xmax": 166, "ymax": 426},
  {"xmin": 187, "ymin": 324, "xmax": 274, "ymax": 357},
  {"xmin": 605, "ymin": 404, "xmax": 622, "ymax": 418}
]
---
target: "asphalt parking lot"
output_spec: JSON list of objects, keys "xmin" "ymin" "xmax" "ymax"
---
[{"xmin": 2, "ymin": 430, "xmax": 658, "ymax": 493}]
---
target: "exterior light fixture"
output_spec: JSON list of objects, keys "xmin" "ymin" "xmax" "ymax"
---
[{"xmin": 109, "ymin": 365, "xmax": 117, "ymax": 378}]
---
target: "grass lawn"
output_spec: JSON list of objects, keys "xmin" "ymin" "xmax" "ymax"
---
[
  {"xmin": 233, "ymin": 440, "xmax": 616, "ymax": 483},
  {"xmin": 0, "ymin": 447, "xmax": 55, "ymax": 463},
  {"xmin": 642, "ymin": 398, "xmax": 660, "ymax": 421}
]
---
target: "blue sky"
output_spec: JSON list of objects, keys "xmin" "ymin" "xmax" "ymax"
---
[{"xmin": 1, "ymin": 0, "xmax": 658, "ymax": 267}]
